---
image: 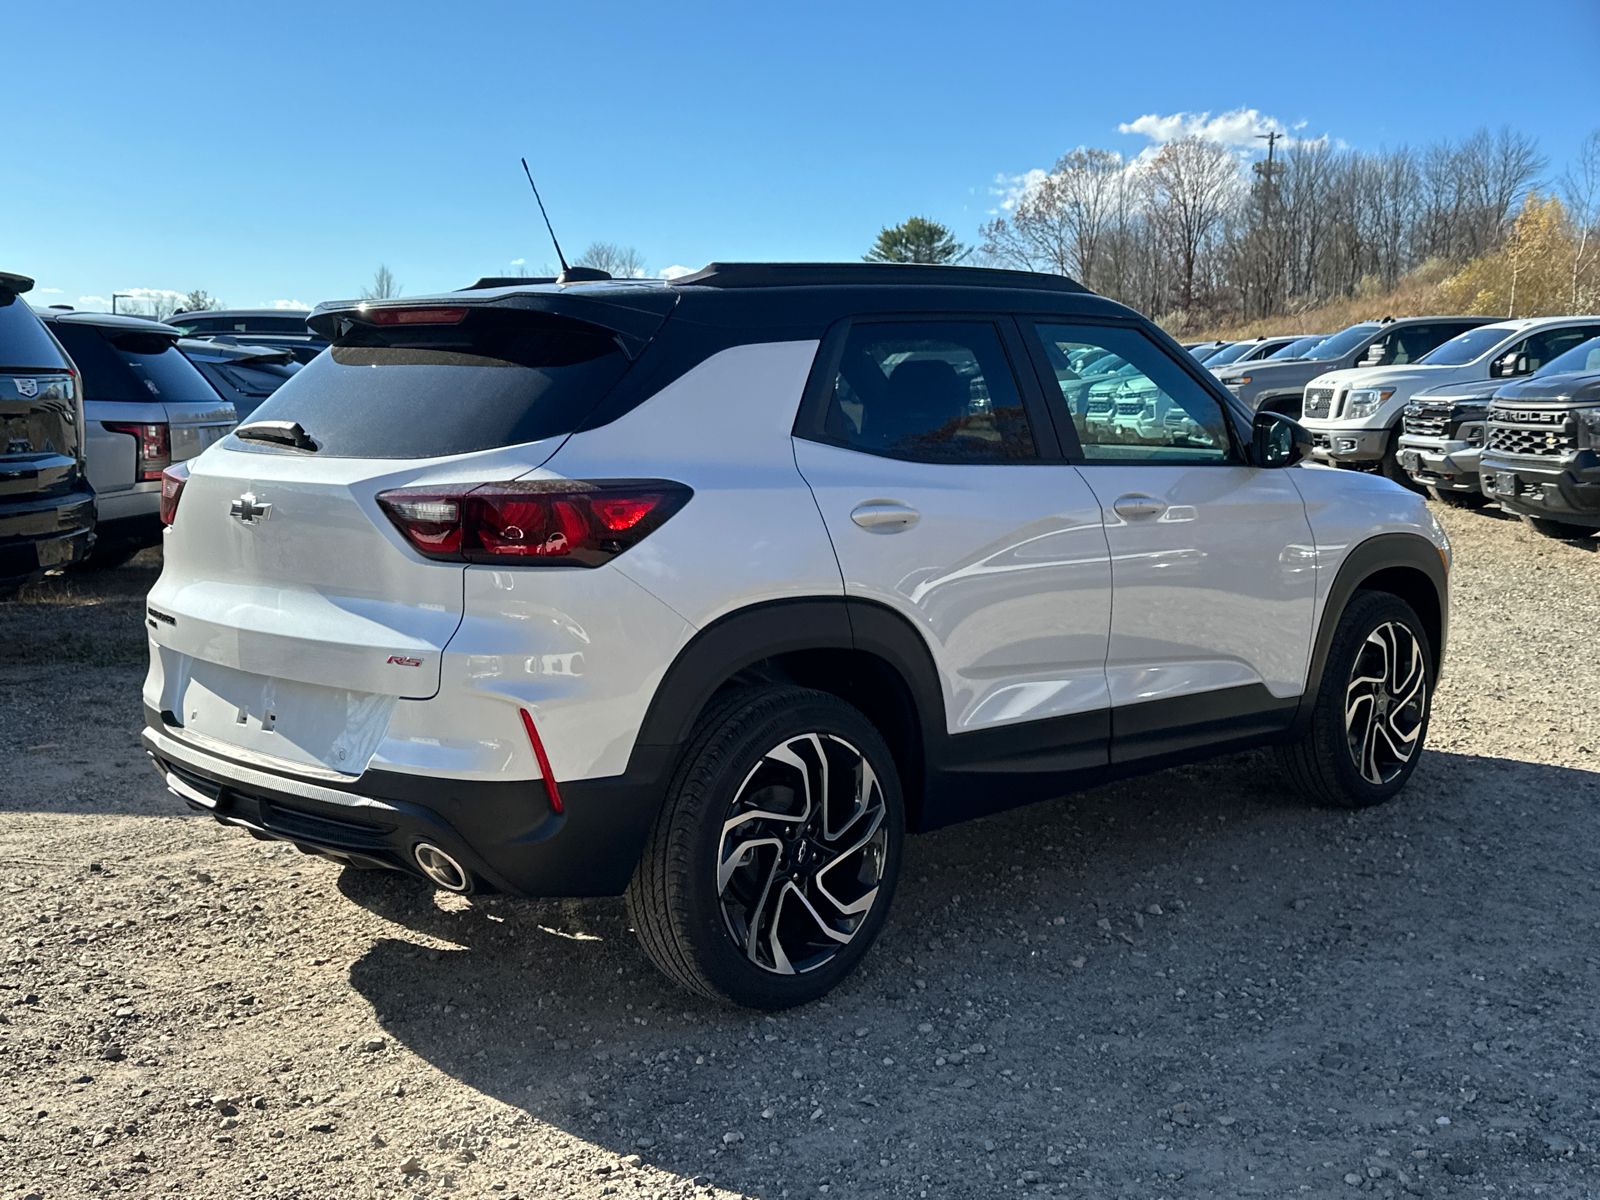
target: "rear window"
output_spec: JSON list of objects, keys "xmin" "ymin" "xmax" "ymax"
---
[
  {"xmin": 48, "ymin": 322, "xmax": 220, "ymax": 403},
  {"xmin": 230, "ymin": 308, "xmax": 630, "ymax": 458},
  {"xmin": 172, "ymin": 314, "xmax": 310, "ymax": 335},
  {"xmin": 0, "ymin": 296, "xmax": 70, "ymax": 371}
]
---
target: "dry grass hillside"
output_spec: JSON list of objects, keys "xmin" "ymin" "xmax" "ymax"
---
[{"xmin": 1192, "ymin": 194, "xmax": 1600, "ymax": 341}]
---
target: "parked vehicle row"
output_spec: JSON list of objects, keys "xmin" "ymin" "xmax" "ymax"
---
[{"xmin": 0, "ymin": 283, "xmax": 312, "ymax": 582}]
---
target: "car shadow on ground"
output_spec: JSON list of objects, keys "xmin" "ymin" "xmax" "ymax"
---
[{"xmin": 341, "ymin": 748, "xmax": 1600, "ymax": 1197}]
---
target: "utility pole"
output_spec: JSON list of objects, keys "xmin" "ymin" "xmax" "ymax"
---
[{"xmin": 1253, "ymin": 131, "xmax": 1284, "ymax": 317}]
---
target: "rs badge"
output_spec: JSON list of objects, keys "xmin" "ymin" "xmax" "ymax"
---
[{"xmin": 387, "ymin": 655, "xmax": 423, "ymax": 667}]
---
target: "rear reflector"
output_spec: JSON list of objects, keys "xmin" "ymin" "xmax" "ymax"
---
[
  {"xmin": 159, "ymin": 461, "xmax": 190, "ymax": 525},
  {"xmin": 376, "ymin": 479, "xmax": 692, "ymax": 568},
  {"xmin": 519, "ymin": 708, "xmax": 563, "ymax": 814},
  {"xmin": 103, "ymin": 421, "xmax": 171, "ymax": 481},
  {"xmin": 367, "ymin": 306, "xmax": 468, "ymax": 326}
]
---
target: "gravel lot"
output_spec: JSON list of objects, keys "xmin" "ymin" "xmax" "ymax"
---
[{"xmin": 2, "ymin": 503, "xmax": 1599, "ymax": 1200}]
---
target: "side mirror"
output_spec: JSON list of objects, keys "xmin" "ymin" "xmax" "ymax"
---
[
  {"xmin": 1251, "ymin": 410, "xmax": 1312, "ymax": 468},
  {"xmin": 1490, "ymin": 351, "xmax": 1519, "ymax": 378}
]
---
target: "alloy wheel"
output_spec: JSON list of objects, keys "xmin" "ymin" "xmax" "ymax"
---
[
  {"xmin": 717, "ymin": 733, "xmax": 888, "ymax": 975},
  {"xmin": 1344, "ymin": 621, "xmax": 1428, "ymax": 786}
]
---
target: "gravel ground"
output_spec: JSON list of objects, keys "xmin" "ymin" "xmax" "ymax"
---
[{"xmin": 2, "ymin": 506, "xmax": 1598, "ymax": 1200}]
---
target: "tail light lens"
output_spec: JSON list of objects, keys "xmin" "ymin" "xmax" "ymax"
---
[
  {"xmin": 159, "ymin": 461, "xmax": 190, "ymax": 525},
  {"xmin": 376, "ymin": 479, "xmax": 693, "ymax": 567},
  {"xmin": 102, "ymin": 421, "xmax": 171, "ymax": 481}
]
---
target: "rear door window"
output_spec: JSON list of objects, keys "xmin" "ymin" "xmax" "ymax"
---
[
  {"xmin": 48, "ymin": 323, "xmax": 219, "ymax": 403},
  {"xmin": 814, "ymin": 321, "xmax": 1037, "ymax": 462},
  {"xmin": 0, "ymin": 296, "xmax": 70, "ymax": 371},
  {"xmin": 232, "ymin": 308, "xmax": 632, "ymax": 458}
]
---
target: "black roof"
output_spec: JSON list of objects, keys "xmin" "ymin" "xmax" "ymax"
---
[
  {"xmin": 670, "ymin": 262, "xmax": 1088, "ymax": 293},
  {"xmin": 40, "ymin": 310, "xmax": 181, "ymax": 336}
]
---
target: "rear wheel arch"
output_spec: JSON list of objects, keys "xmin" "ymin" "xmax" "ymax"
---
[
  {"xmin": 631, "ymin": 597, "xmax": 945, "ymax": 831},
  {"xmin": 1295, "ymin": 533, "xmax": 1447, "ymax": 737}
]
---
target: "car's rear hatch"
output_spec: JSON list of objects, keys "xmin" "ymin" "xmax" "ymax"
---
[
  {"xmin": 147, "ymin": 289, "xmax": 674, "ymax": 774},
  {"xmin": 0, "ymin": 279, "xmax": 82, "ymax": 504}
]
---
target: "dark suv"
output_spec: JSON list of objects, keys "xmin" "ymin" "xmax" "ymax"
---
[
  {"xmin": 1480, "ymin": 336, "xmax": 1600, "ymax": 537},
  {"xmin": 0, "ymin": 273, "xmax": 94, "ymax": 582}
]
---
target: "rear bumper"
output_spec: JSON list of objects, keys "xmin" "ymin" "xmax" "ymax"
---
[
  {"xmin": 1479, "ymin": 451, "xmax": 1600, "ymax": 527},
  {"xmin": 142, "ymin": 710, "xmax": 672, "ymax": 897},
  {"xmin": 1396, "ymin": 437, "xmax": 1483, "ymax": 491},
  {"xmin": 0, "ymin": 488, "xmax": 95, "ymax": 580}
]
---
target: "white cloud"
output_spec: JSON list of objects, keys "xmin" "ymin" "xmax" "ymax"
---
[
  {"xmin": 122, "ymin": 287, "xmax": 186, "ymax": 303},
  {"xmin": 38, "ymin": 287, "xmax": 62, "ymax": 294},
  {"xmin": 78, "ymin": 295, "xmax": 108, "ymax": 310},
  {"xmin": 510, "ymin": 258, "xmax": 526, "ymax": 267},
  {"xmin": 269, "ymin": 299, "xmax": 308, "ymax": 310},
  {"xmin": 989, "ymin": 167, "xmax": 1050, "ymax": 213},
  {"xmin": 1117, "ymin": 107, "xmax": 1284, "ymax": 149},
  {"xmin": 657, "ymin": 265, "xmax": 694, "ymax": 280}
]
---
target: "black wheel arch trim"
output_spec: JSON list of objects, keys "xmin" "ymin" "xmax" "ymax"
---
[{"xmin": 1291, "ymin": 531, "xmax": 1448, "ymax": 739}]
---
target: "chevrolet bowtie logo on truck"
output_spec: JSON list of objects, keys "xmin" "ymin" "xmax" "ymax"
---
[{"xmin": 229, "ymin": 493, "xmax": 271, "ymax": 524}]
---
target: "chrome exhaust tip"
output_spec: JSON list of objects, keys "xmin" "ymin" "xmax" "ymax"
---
[{"xmin": 413, "ymin": 843, "xmax": 470, "ymax": 892}]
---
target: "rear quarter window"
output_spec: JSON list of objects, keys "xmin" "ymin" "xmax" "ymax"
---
[
  {"xmin": 231, "ymin": 308, "xmax": 631, "ymax": 458},
  {"xmin": 0, "ymin": 297, "xmax": 70, "ymax": 371}
]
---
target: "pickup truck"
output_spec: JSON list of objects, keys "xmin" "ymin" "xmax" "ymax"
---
[
  {"xmin": 42, "ymin": 312, "xmax": 235, "ymax": 567},
  {"xmin": 1302, "ymin": 317, "xmax": 1600, "ymax": 483},
  {"xmin": 1212, "ymin": 316, "xmax": 1492, "ymax": 420}
]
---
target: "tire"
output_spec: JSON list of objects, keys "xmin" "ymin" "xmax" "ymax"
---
[
  {"xmin": 1277, "ymin": 590, "xmax": 1434, "ymax": 809},
  {"xmin": 625, "ymin": 686, "xmax": 904, "ymax": 1009},
  {"xmin": 1427, "ymin": 486, "xmax": 1487, "ymax": 509},
  {"xmin": 1377, "ymin": 433, "xmax": 1424, "ymax": 492},
  {"xmin": 1521, "ymin": 514, "xmax": 1594, "ymax": 540}
]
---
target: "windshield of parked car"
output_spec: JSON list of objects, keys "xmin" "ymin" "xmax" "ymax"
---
[
  {"xmin": 1418, "ymin": 326, "xmax": 1514, "ymax": 366},
  {"xmin": 1268, "ymin": 335, "xmax": 1324, "ymax": 360},
  {"xmin": 1535, "ymin": 335, "xmax": 1600, "ymax": 377},
  {"xmin": 1201, "ymin": 342, "xmax": 1257, "ymax": 366},
  {"xmin": 48, "ymin": 322, "xmax": 220, "ymax": 403},
  {"xmin": 1305, "ymin": 323, "xmax": 1381, "ymax": 362}
]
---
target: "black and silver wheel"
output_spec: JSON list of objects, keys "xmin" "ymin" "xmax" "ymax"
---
[
  {"xmin": 1278, "ymin": 591, "xmax": 1434, "ymax": 808},
  {"xmin": 1521, "ymin": 514, "xmax": 1594, "ymax": 540},
  {"xmin": 626, "ymin": 686, "xmax": 904, "ymax": 1008}
]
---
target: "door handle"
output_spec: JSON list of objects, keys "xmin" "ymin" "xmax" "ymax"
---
[
  {"xmin": 850, "ymin": 501, "xmax": 920, "ymax": 533},
  {"xmin": 1112, "ymin": 494, "xmax": 1167, "ymax": 520}
]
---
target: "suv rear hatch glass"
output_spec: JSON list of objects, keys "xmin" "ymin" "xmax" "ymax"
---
[
  {"xmin": 1, "ymin": 291, "xmax": 80, "ymax": 497},
  {"xmin": 233, "ymin": 306, "xmax": 642, "ymax": 458}
]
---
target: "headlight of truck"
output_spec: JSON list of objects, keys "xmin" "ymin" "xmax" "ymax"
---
[{"xmin": 1345, "ymin": 388, "xmax": 1395, "ymax": 419}]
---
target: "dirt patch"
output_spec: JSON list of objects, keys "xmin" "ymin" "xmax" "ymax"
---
[{"xmin": 2, "ymin": 509, "xmax": 1598, "ymax": 1199}]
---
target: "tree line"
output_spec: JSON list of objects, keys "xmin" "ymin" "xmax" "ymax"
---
[{"xmin": 870, "ymin": 126, "xmax": 1600, "ymax": 329}]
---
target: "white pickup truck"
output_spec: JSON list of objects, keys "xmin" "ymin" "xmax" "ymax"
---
[
  {"xmin": 42, "ymin": 311, "xmax": 235, "ymax": 566},
  {"xmin": 1299, "ymin": 316, "xmax": 1600, "ymax": 483}
]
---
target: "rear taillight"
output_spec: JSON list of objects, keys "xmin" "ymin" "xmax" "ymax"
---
[
  {"xmin": 159, "ymin": 461, "xmax": 190, "ymax": 525},
  {"xmin": 376, "ymin": 479, "xmax": 693, "ymax": 567},
  {"xmin": 103, "ymin": 421, "xmax": 171, "ymax": 481}
]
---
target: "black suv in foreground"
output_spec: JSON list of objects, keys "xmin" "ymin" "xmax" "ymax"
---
[
  {"xmin": 1481, "ymin": 338, "xmax": 1600, "ymax": 537},
  {"xmin": 0, "ymin": 273, "xmax": 94, "ymax": 583}
]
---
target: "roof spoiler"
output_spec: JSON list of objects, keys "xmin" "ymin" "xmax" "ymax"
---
[
  {"xmin": 309, "ymin": 290, "xmax": 679, "ymax": 360},
  {"xmin": 670, "ymin": 262, "xmax": 1089, "ymax": 293},
  {"xmin": 0, "ymin": 271, "xmax": 35, "ymax": 298}
]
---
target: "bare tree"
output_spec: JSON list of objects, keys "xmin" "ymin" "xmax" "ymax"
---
[
  {"xmin": 574, "ymin": 242, "xmax": 647, "ymax": 278},
  {"xmin": 362, "ymin": 265, "xmax": 402, "ymax": 300},
  {"xmin": 1145, "ymin": 137, "xmax": 1240, "ymax": 312},
  {"xmin": 1562, "ymin": 129, "xmax": 1600, "ymax": 309}
]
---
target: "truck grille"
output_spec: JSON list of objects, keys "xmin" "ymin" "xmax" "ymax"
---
[
  {"xmin": 1303, "ymin": 387, "xmax": 1335, "ymax": 419},
  {"xmin": 1087, "ymin": 395, "xmax": 1113, "ymax": 415},
  {"xmin": 1115, "ymin": 398, "xmax": 1145, "ymax": 417},
  {"xmin": 1487, "ymin": 409, "xmax": 1575, "ymax": 458},
  {"xmin": 1403, "ymin": 404, "xmax": 1450, "ymax": 438}
]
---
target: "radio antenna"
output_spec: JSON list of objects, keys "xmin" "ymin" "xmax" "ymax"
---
[{"xmin": 520, "ymin": 158, "xmax": 610, "ymax": 283}]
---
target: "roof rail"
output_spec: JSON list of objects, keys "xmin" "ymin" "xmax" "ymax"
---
[{"xmin": 670, "ymin": 262, "xmax": 1088, "ymax": 293}]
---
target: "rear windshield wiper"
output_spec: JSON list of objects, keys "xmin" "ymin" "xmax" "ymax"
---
[{"xmin": 234, "ymin": 420, "xmax": 318, "ymax": 451}]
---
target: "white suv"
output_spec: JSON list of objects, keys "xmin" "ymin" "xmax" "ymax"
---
[
  {"xmin": 142, "ymin": 264, "xmax": 1450, "ymax": 1008},
  {"xmin": 1301, "ymin": 316, "xmax": 1600, "ymax": 483}
]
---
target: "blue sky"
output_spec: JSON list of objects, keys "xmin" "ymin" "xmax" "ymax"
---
[{"xmin": 4, "ymin": 0, "xmax": 1597, "ymax": 311}]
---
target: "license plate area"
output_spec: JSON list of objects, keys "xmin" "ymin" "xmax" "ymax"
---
[
  {"xmin": 171, "ymin": 658, "xmax": 396, "ymax": 776},
  {"xmin": 1398, "ymin": 450, "xmax": 1421, "ymax": 471},
  {"xmin": 1497, "ymin": 471, "xmax": 1520, "ymax": 495}
]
